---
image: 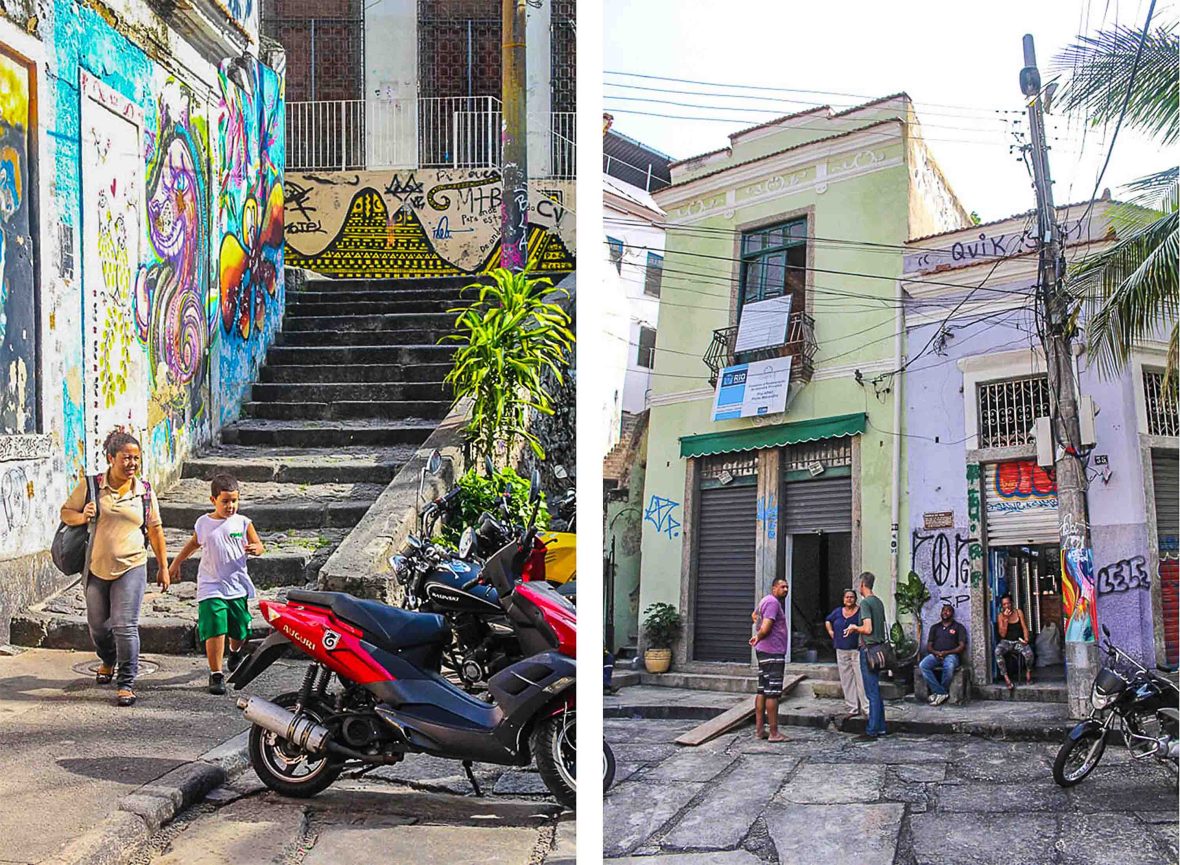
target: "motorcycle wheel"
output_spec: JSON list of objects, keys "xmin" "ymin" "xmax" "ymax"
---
[
  {"xmin": 603, "ymin": 740, "xmax": 616, "ymax": 792},
  {"xmin": 533, "ymin": 711, "xmax": 576, "ymax": 810},
  {"xmin": 1052, "ymin": 728, "xmax": 1106, "ymax": 787},
  {"xmin": 249, "ymin": 691, "xmax": 343, "ymax": 798}
]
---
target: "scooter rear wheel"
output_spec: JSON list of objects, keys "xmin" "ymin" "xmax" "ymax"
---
[
  {"xmin": 533, "ymin": 711, "xmax": 576, "ymax": 810},
  {"xmin": 249, "ymin": 691, "xmax": 343, "ymax": 798},
  {"xmin": 1053, "ymin": 728, "xmax": 1106, "ymax": 787},
  {"xmin": 604, "ymin": 740, "xmax": 616, "ymax": 792}
]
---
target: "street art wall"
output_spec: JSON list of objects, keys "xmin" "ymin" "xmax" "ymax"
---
[
  {"xmin": 283, "ymin": 170, "xmax": 576, "ymax": 278},
  {"xmin": 216, "ymin": 58, "xmax": 285, "ymax": 427}
]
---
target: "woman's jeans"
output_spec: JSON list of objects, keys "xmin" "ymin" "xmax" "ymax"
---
[
  {"xmin": 85, "ymin": 566, "xmax": 145, "ymax": 690},
  {"xmin": 859, "ymin": 647, "xmax": 887, "ymax": 736}
]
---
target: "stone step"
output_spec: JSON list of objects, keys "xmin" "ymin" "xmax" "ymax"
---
[
  {"xmin": 142, "ymin": 528, "xmax": 342, "ymax": 588},
  {"xmin": 301, "ymin": 275, "xmax": 483, "ymax": 292},
  {"xmin": 251, "ymin": 381, "xmax": 447, "ymax": 404},
  {"xmin": 10, "ymin": 583, "xmax": 294, "ymax": 654},
  {"xmin": 221, "ymin": 418, "xmax": 437, "ymax": 448},
  {"xmin": 259, "ymin": 362, "xmax": 454, "ymax": 384},
  {"xmin": 181, "ymin": 444, "xmax": 414, "ymax": 484},
  {"xmin": 811, "ymin": 678, "xmax": 907, "ymax": 701},
  {"xmin": 265, "ymin": 345, "xmax": 455, "ymax": 366},
  {"xmin": 639, "ymin": 671, "xmax": 758, "ymax": 693},
  {"xmin": 287, "ymin": 297, "xmax": 462, "ymax": 314},
  {"xmin": 283, "ymin": 312, "xmax": 455, "ymax": 333},
  {"xmin": 242, "ymin": 399, "xmax": 452, "ymax": 422},
  {"xmin": 276, "ymin": 330, "xmax": 453, "ymax": 347},
  {"xmin": 157, "ymin": 478, "xmax": 385, "ymax": 531},
  {"xmin": 973, "ymin": 681, "xmax": 1068, "ymax": 703}
]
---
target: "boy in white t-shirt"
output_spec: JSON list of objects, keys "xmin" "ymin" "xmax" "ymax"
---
[{"xmin": 169, "ymin": 474, "xmax": 265, "ymax": 694}]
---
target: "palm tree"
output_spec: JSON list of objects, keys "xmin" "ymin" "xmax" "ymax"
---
[{"xmin": 1052, "ymin": 22, "xmax": 1178, "ymax": 384}]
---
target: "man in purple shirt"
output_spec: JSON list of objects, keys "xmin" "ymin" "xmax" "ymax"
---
[{"xmin": 750, "ymin": 577, "xmax": 789, "ymax": 741}]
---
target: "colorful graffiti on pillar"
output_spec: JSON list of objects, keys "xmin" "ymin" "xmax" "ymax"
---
[
  {"xmin": 217, "ymin": 59, "xmax": 284, "ymax": 342},
  {"xmin": 137, "ymin": 77, "xmax": 212, "ymax": 459},
  {"xmin": 0, "ymin": 53, "xmax": 33, "ymax": 435},
  {"xmin": 1062, "ymin": 546, "xmax": 1098, "ymax": 643}
]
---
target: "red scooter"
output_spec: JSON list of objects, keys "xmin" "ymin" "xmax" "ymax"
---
[{"xmin": 228, "ymin": 471, "xmax": 580, "ymax": 808}]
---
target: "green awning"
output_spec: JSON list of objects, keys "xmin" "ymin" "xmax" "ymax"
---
[{"xmin": 679, "ymin": 412, "xmax": 867, "ymax": 459}]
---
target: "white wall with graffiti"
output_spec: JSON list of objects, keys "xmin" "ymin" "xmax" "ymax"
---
[
  {"xmin": 284, "ymin": 170, "xmax": 575, "ymax": 278},
  {"xmin": 0, "ymin": 2, "xmax": 282, "ymax": 640}
]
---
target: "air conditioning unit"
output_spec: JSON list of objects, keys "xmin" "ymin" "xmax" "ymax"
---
[
  {"xmin": 1079, "ymin": 395, "xmax": 1098, "ymax": 447},
  {"xmin": 1034, "ymin": 416, "xmax": 1053, "ymax": 468}
]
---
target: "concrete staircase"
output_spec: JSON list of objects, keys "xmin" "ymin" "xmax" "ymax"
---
[
  {"xmin": 636, "ymin": 661, "xmax": 910, "ymax": 699},
  {"xmin": 11, "ymin": 276, "xmax": 469, "ymax": 653}
]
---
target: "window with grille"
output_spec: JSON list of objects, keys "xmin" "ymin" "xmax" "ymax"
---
[
  {"xmin": 550, "ymin": 0, "xmax": 575, "ymax": 113},
  {"xmin": 1144, "ymin": 369, "xmax": 1179, "ymax": 437},
  {"xmin": 637, "ymin": 326, "xmax": 656, "ymax": 369},
  {"xmin": 607, "ymin": 236, "xmax": 624, "ymax": 273},
  {"xmin": 262, "ymin": 1, "xmax": 365, "ymax": 103},
  {"xmin": 644, "ymin": 252, "xmax": 663, "ymax": 298},
  {"xmin": 700, "ymin": 452, "xmax": 759, "ymax": 481},
  {"xmin": 783, "ymin": 438, "xmax": 852, "ymax": 473},
  {"xmin": 739, "ymin": 218, "xmax": 807, "ymax": 313},
  {"xmin": 977, "ymin": 376, "xmax": 1051, "ymax": 449},
  {"xmin": 417, "ymin": 0, "xmax": 501, "ymax": 99}
]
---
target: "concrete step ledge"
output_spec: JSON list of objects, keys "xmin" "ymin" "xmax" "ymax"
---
[{"xmin": 10, "ymin": 608, "xmax": 274, "ymax": 654}]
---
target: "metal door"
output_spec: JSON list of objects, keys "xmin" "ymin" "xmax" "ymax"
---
[
  {"xmin": 693, "ymin": 484, "xmax": 757, "ymax": 662},
  {"xmin": 1154, "ymin": 450, "xmax": 1179, "ymax": 665}
]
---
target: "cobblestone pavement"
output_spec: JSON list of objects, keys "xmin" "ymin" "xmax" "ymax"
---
[
  {"xmin": 129, "ymin": 754, "xmax": 573, "ymax": 865},
  {"xmin": 604, "ymin": 718, "xmax": 1178, "ymax": 865}
]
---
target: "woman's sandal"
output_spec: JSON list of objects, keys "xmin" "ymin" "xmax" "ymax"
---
[
  {"xmin": 116, "ymin": 689, "xmax": 136, "ymax": 707},
  {"xmin": 95, "ymin": 664, "xmax": 114, "ymax": 685}
]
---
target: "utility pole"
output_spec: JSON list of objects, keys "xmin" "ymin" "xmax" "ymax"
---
[
  {"xmin": 501, "ymin": 0, "xmax": 529, "ymax": 271},
  {"xmin": 1020, "ymin": 34, "xmax": 1098, "ymax": 718}
]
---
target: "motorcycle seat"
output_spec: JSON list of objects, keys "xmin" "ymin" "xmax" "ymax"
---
[{"xmin": 287, "ymin": 590, "xmax": 449, "ymax": 651}]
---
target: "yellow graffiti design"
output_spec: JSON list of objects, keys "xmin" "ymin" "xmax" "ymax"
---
[
  {"xmin": 0, "ymin": 60, "xmax": 28, "ymax": 134},
  {"xmin": 96, "ymin": 202, "xmax": 134, "ymax": 408}
]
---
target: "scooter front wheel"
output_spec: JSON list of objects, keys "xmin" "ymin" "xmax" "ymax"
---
[
  {"xmin": 249, "ymin": 691, "xmax": 343, "ymax": 798},
  {"xmin": 533, "ymin": 711, "xmax": 576, "ymax": 810},
  {"xmin": 1053, "ymin": 727, "xmax": 1106, "ymax": 787}
]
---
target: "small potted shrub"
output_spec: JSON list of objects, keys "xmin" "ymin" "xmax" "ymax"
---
[{"xmin": 642, "ymin": 602, "xmax": 682, "ymax": 673}]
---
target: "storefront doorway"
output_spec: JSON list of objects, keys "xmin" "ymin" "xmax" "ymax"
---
[{"xmin": 790, "ymin": 531, "xmax": 852, "ymax": 662}]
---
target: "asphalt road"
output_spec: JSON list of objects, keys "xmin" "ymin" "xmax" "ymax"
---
[{"xmin": 604, "ymin": 717, "xmax": 1179, "ymax": 865}]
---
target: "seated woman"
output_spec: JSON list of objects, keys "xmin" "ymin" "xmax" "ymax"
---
[{"xmin": 994, "ymin": 593, "xmax": 1034, "ymax": 689}]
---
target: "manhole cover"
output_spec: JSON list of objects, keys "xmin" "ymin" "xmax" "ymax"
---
[{"xmin": 72, "ymin": 658, "xmax": 161, "ymax": 678}]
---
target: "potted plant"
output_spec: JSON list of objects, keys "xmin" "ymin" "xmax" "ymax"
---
[
  {"xmin": 892, "ymin": 570, "xmax": 932, "ymax": 688},
  {"xmin": 642, "ymin": 602, "xmax": 682, "ymax": 673}
]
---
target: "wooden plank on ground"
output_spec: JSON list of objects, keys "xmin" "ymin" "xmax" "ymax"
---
[{"xmin": 674, "ymin": 674, "xmax": 805, "ymax": 746}]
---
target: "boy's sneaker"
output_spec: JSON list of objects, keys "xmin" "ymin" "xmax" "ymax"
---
[
  {"xmin": 226, "ymin": 651, "xmax": 243, "ymax": 673},
  {"xmin": 209, "ymin": 672, "xmax": 226, "ymax": 695}
]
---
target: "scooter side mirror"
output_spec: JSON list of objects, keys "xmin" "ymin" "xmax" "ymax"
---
[
  {"xmin": 427, "ymin": 449, "xmax": 443, "ymax": 475},
  {"xmin": 553, "ymin": 465, "xmax": 568, "ymax": 480},
  {"xmin": 530, "ymin": 467, "xmax": 542, "ymax": 503},
  {"xmin": 484, "ymin": 455, "xmax": 495, "ymax": 477},
  {"xmin": 406, "ymin": 534, "xmax": 424, "ymax": 550}
]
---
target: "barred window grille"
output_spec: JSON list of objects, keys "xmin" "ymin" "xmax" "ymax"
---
[
  {"xmin": 262, "ymin": 1, "xmax": 365, "ymax": 103},
  {"xmin": 977, "ymin": 376, "xmax": 1051, "ymax": 449},
  {"xmin": 783, "ymin": 438, "xmax": 852, "ymax": 473},
  {"xmin": 637, "ymin": 326, "xmax": 656, "ymax": 369},
  {"xmin": 644, "ymin": 252, "xmax": 663, "ymax": 298},
  {"xmin": 550, "ymin": 0, "xmax": 575, "ymax": 113},
  {"xmin": 700, "ymin": 453, "xmax": 759, "ymax": 481},
  {"xmin": 1144, "ymin": 369, "xmax": 1179, "ymax": 437}
]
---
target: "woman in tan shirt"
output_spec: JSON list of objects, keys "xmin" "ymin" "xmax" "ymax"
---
[{"xmin": 61, "ymin": 431, "xmax": 170, "ymax": 706}]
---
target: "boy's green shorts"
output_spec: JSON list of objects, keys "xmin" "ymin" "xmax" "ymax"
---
[{"xmin": 197, "ymin": 596, "xmax": 252, "ymax": 643}]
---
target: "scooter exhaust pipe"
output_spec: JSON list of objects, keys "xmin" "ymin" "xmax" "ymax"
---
[{"xmin": 237, "ymin": 695, "xmax": 330, "ymax": 754}]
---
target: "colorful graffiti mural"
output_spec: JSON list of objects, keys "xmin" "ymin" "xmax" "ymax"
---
[
  {"xmin": 1062, "ymin": 545, "xmax": 1099, "ymax": 642},
  {"xmin": 80, "ymin": 71, "xmax": 147, "ymax": 473},
  {"xmin": 989, "ymin": 460, "xmax": 1056, "ymax": 512},
  {"xmin": 216, "ymin": 58, "xmax": 286, "ymax": 426},
  {"xmin": 283, "ymin": 171, "xmax": 575, "ymax": 278},
  {"xmin": 0, "ymin": 51, "xmax": 33, "ymax": 435}
]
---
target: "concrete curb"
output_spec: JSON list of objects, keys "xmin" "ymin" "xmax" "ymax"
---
[
  {"xmin": 42, "ymin": 730, "xmax": 251, "ymax": 865},
  {"xmin": 605, "ymin": 702, "xmax": 1073, "ymax": 742}
]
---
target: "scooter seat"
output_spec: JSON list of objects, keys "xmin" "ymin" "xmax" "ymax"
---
[{"xmin": 287, "ymin": 590, "xmax": 448, "ymax": 651}]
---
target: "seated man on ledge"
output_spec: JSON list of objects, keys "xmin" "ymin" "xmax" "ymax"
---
[{"xmin": 919, "ymin": 603, "xmax": 967, "ymax": 706}]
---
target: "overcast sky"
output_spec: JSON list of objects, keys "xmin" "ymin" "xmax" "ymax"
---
[{"xmin": 603, "ymin": 0, "xmax": 1173, "ymax": 223}]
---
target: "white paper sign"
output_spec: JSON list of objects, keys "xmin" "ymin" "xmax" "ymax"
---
[
  {"xmin": 734, "ymin": 295, "xmax": 793, "ymax": 354},
  {"xmin": 712, "ymin": 355, "xmax": 793, "ymax": 421}
]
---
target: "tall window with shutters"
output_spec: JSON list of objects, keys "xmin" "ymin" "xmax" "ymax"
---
[
  {"xmin": 738, "ymin": 218, "xmax": 807, "ymax": 317},
  {"xmin": 637, "ymin": 326, "xmax": 656, "ymax": 369},
  {"xmin": 644, "ymin": 252, "xmax": 663, "ymax": 297}
]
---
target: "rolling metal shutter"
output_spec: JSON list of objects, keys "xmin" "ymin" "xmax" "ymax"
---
[
  {"xmin": 782, "ymin": 477, "xmax": 852, "ymax": 534},
  {"xmin": 1153, "ymin": 451, "xmax": 1179, "ymax": 665},
  {"xmin": 984, "ymin": 461, "xmax": 1059, "ymax": 547},
  {"xmin": 693, "ymin": 485, "xmax": 757, "ymax": 662}
]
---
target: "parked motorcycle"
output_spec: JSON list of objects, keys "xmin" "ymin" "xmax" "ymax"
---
[
  {"xmin": 1052, "ymin": 624, "xmax": 1179, "ymax": 787},
  {"xmin": 227, "ymin": 469, "xmax": 583, "ymax": 808}
]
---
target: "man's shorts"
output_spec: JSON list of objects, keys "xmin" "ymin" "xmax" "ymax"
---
[
  {"xmin": 197, "ymin": 596, "xmax": 251, "ymax": 642},
  {"xmin": 756, "ymin": 650, "xmax": 786, "ymax": 697}
]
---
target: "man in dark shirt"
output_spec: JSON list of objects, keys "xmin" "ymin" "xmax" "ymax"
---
[{"xmin": 919, "ymin": 603, "xmax": 967, "ymax": 706}]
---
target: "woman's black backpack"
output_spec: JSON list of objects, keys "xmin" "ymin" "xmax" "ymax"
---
[{"xmin": 50, "ymin": 475, "xmax": 100, "ymax": 576}]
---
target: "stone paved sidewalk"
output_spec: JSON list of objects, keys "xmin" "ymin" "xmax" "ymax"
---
[{"xmin": 604, "ymin": 717, "xmax": 1178, "ymax": 865}]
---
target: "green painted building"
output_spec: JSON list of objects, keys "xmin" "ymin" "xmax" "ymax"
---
[{"xmin": 639, "ymin": 95, "xmax": 970, "ymax": 669}]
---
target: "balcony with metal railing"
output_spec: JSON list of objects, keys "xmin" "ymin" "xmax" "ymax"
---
[
  {"xmin": 285, "ymin": 96, "xmax": 575, "ymax": 178},
  {"xmin": 702, "ymin": 312, "xmax": 818, "ymax": 388}
]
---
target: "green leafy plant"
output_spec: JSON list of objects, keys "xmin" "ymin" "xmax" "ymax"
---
[
  {"xmin": 442, "ymin": 269, "xmax": 575, "ymax": 460},
  {"xmin": 894, "ymin": 570, "xmax": 932, "ymax": 661},
  {"xmin": 642, "ymin": 602, "xmax": 683, "ymax": 650},
  {"xmin": 434, "ymin": 466, "xmax": 549, "ymax": 546}
]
